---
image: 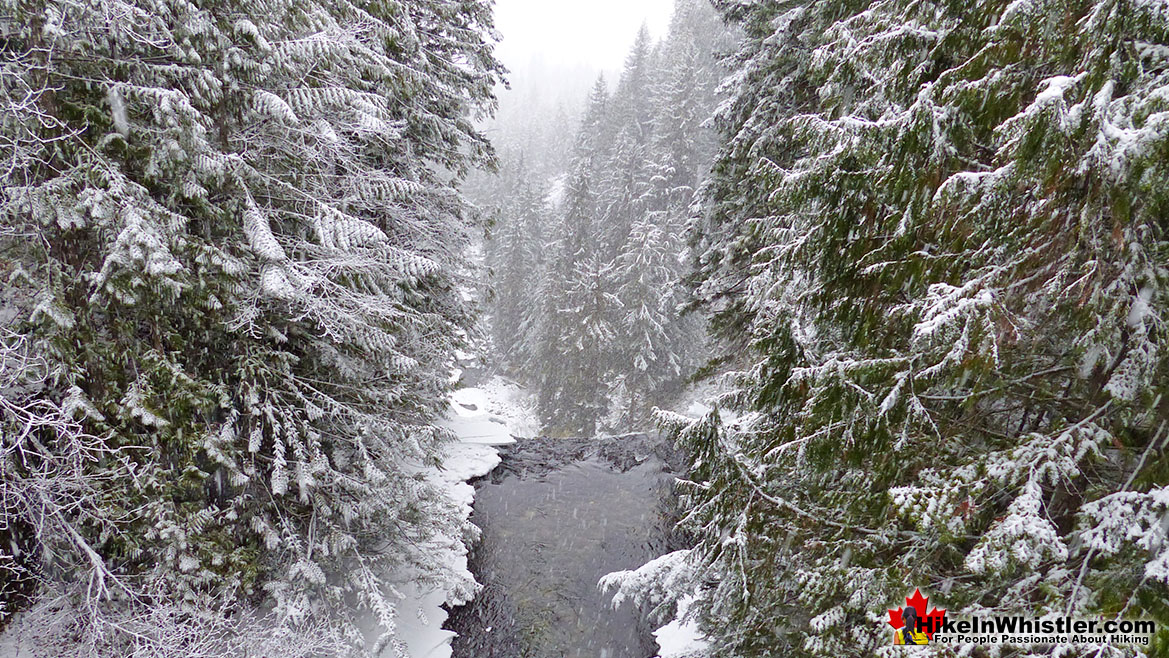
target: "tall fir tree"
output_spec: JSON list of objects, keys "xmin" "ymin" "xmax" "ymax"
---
[
  {"xmin": 661, "ymin": 0, "xmax": 1169, "ymax": 656},
  {"xmin": 504, "ymin": 1, "xmax": 726, "ymax": 435},
  {"xmin": 599, "ymin": 27, "xmax": 657, "ymax": 258},
  {"xmin": 533, "ymin": 168, "xmax": 608, "ymax": 435},
  {"xmin": 613, "ymin": 213, "xmax": 691, "ymax": 426},
  {"xmin": 0, "ymin": 0, "xmax": 502, "ymax": 653},
  {"xmin": 485, "ymin": 159, "xmax": 548, "ymax": 368}
]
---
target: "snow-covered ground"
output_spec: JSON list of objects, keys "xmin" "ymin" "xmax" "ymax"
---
[
  {"xmin": 450, "ymin": 376, "xmax": 541, "ymax": 440},
  {"xmin": 652, "ymin": 595, "xmax": 708, "ymax": 658},
  {"xmin": 390, "ymin": 374, "xmax": 539, "ymax": 658},
  {"xmin": 670, "ymin": 378, "xmax": 741, "ymax": 428}
]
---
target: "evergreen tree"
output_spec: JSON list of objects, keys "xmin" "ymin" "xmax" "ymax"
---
[
  {"xmin": 609, "ymin": 25, "xmax": 657, "ymax": 141},
  {"xmin": 666, "ymin": 0, "xmax": 1169, "ymax": 656},
  {"xmin": 509, "ymin": 2, "xmax": 727, "ymax": 434},
  {"xmin": 0, "ymin": 0, "xmax": 502, "ymax": 653},
  {"xmin": 559, "ymin": 251, "xmax": 623, "ymax": 437},
  {"xmin": 604, "ymin": 0, "xmax": 724, "ymax": 427},
  {"xmin": 533, "ymin": 168, "xmax": 607, "ymax": 435},
  {"xmin": 599, "ymin": 28, "xmax": 656, "ymax": 258},
  {"xmin": 486, "ymin": 161, "xmax": 547, "ymax": 368},
  {"xmin": 599, "ymin": 124, "xmax": 654, "ymax": 260},
  {"xmin": 650, "ymin": 0, "xmax": 728, "ymax": 214},
  {"xmin": 577, "ymin": 74, "xmax": 615, "ymax": 182},
  {"xmin": 613, "ymin": 213, "xmax": 691, "ymax": 426},
  {"xmin": 525, "ymin": 78, "xmax": 614, "ymax": 435}
]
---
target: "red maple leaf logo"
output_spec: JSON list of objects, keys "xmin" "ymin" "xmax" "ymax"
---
[{"xmin": 887, "ymin": 589, "xmax": 947, "ymax": 639}]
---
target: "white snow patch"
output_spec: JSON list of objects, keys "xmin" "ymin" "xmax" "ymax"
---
[
  {"xmin": 1033, "ymin": 75, "xmax": 1077, "ymax": 106},
  {"xmin": 1127, "ymin": 285, "xmax": 1154, "ymax": 327},
  {"xmin": 447, "ymin": 376, "xmax": 540, "ymax": 440},
  {"xmin": 390, "ymin": 374, "xmax": 538, "ymax": 658},
  {"xmin": 653, "ymin": 596, "xmax": 708, "ymax": 658},
  {"xmin": 546, "ymin": 174, "xmax": 568, "ymax": 209},
  {"xmin": 393, "ymin": 586, "xmax": 457, "ymax": 658}
]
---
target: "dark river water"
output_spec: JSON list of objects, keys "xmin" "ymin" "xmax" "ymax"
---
[{"xmin": 446, "ymin": 433, "xmax": 683, "ymax": 658}]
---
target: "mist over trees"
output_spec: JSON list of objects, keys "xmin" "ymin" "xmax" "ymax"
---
[{"xmin": 479, "ymin": 0, "xmax": 730, "ymax": 436}]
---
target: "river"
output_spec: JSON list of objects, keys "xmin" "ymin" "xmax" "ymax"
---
[{"xmin": 446, "ymin": 433, "xmax": 685, "ymax": 658}]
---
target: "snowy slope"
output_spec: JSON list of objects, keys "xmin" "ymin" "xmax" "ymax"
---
[
  {"xmin": 652, "ymin": 595, "xmax": 708, "ymax": 658},
  {"xmin": 390, "ymin": 375, "xmax": 537, "ymax": 658}
]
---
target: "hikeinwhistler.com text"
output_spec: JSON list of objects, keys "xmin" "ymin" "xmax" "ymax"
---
[{"xmin": 927, "ymin": 616, "xmax": 1155, "ymax": 646}]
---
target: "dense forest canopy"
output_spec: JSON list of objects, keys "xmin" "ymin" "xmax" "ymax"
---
[
  {"xmin": 478, "ymin": 0, "xmax": 730, "ymax": 437},
  {"xmin": 2, "ymin": 0, "xmax": 1168, "ymax": 656}
]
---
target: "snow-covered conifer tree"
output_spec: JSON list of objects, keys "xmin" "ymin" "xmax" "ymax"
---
[
  {"xmin": 613, "ymin": 214, "xmax": 691, "ymax": 426},
  {"xmin": 664, "ymin": 0, "xmax": 1169, "ymax": 656},
  {"xmin": 486, "ymin": 163, "xmax": 548, "ymax": 368},
  {"xmin": 514, "ymin": 4, "xmax": 726, "ymax": 434},
  {"xmin": 532, "ymin": 168, "xmax": 610, "ymax": 435},
  {"xmin": 0, "ymin": 0, "xmax": 502, "ymax": 653}
]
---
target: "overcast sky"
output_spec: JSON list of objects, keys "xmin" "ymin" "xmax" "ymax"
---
[{"xmin": 492, "ymin": 0, "xmax": 676, "ymax": 73}]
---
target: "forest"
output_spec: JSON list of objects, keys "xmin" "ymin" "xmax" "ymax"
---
[{"xmin": 0, "ymin": 0, "xmax": 1167, "ymax": 657}]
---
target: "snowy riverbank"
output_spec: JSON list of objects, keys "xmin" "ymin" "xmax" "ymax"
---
[{"xmin": 389, "ymin": 375, "xmax": 538, "ymax": 658}]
